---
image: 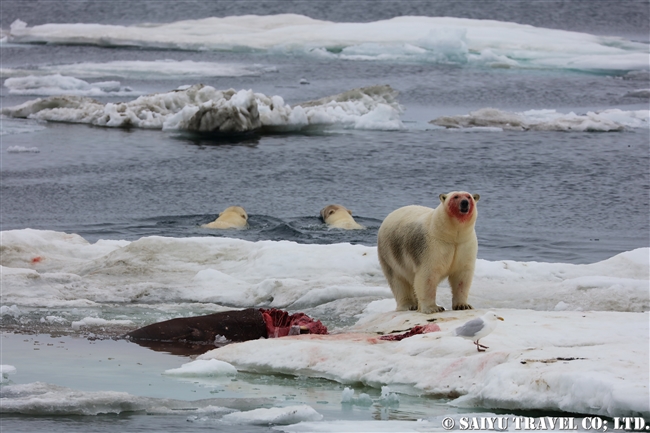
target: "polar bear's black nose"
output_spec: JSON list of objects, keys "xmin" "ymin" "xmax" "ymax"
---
[{"xmin": 460, "ymin": 199, "xmax": 469, "ymax": 213}]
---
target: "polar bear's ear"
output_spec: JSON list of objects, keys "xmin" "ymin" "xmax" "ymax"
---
[
  {"xmin": 347, "ymin": 209, "xmax": 353, "ymax": 215},
  {"xmin": 472, "ymin": 194, "xmax": 480, "ymax": 202},
  {"xmin": 439, "ymin": 194, "xmax": 447, "ymax": 203}
]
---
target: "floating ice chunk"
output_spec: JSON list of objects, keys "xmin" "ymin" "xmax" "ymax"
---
[
  {"xmin": 214, "ymin": 335, "xmax": 230, "ymax": 344},
  {"xmin": 279, "ymin": 419, "xmax": 439, "ymax": 432},
  {"xmin": 4, "ymin": 74, "xmax": 133, "ymax": 97},
  {"xmin": 1, "ymin": 84, "xmax": 404, "ymax": 133},
  {"xmin": 10, "ymin": 19, "xmax": 27, "ymax": 32},
  {"xmin": 7, "ymin": 146, "xmax": 40, "ymax": 153},
  {"xmin": 26, "ymin": 60, "xmax": 270, "ymax": 80},
  {"xmin": 625, "ymin": 88, "xmax": 650, "ymax": 98},
  {"xmin": 379, "ymin": 386, "xmax": 400, "ymax": 406},
  {"xmin": 341, "ymin": 387, "xmax": 354, "ymax": 403},
  {"xmin": 163, "ymin": 359, "xmax": 237, "ymax": 377},
  {"xmin": 340, "ymin": 387, "xmax": 372, "ymax": 406},
  {"xmin": 0, "ymin": 305, "xmax": 23, "ymax": 317},
  {"xmin": 0, "ymin": 117, "xmax": 46, "ymax": 136},
  {"xmin": 0, "ymin": 382, "xmax": 233, "ymax": 415},
  {"xmin": 220, "ymin": 405, "xmax": 322, "ymax": 425},
  {"xmin": 0, "ymin": 365, "xmax": 17, "ymax": 383},
  {"xmin": 41, "ymin": 315, "xmax": 67, "ymax": 324},
  {"xmin": 431, "ymin": 107, "xmax": 649, "ymax": 131},
  {"xmin": 71, "ymin": 317, "xmax": 133, "ymax": 330}
]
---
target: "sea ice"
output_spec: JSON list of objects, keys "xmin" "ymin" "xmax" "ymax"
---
[
  {"xmin": 1, "ymin": 365, "xmax": 17, "ymax": 383},
  {"xmin": 164, "ymin": 359, "xmax": 237, "ymax": 377},
  {"xmin": 199, "ymin": 308, "xmax": 649, "ymax": 418},
  {"xmin": 1, "ymin": 84, "xmax": 404, "ymax": 133},
  {"xmin": 4, "ymin": 74, "xmax": 132, "ymax": 97},
  {"xmin": 220, "ymin": 404, "xmax": 323, "ymax": 425},
  {"xmin": 0, "ymin": 229, "xmax": 648, "ymax": 417},
  {"xmin": 6, "ymin": 15, "xmax": 649, "ymax": 73},
  {"xmin": 430, "ymin": 107, "xmax": 650, "ymax": 131}
]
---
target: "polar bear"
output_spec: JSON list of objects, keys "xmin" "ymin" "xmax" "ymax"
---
[
  {"xmin": 202, "ymin": 206, "xmax": 249, "ymax": 229},
  {"xmin": 320, "ymin": 204, "xmax": 365, "ymax": 230},
  {"xmin": 377, "ymin": 192, "xmax": 480, "ymax": 314}
]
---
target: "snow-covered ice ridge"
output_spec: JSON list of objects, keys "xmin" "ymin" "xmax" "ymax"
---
[
  {"xmin": 1, "ymin": 84, "xmax": 404, "ymax": 133},
  {"xmin": 1, "ymin": 229, "xmax": 648, "ymax": 418},
  {"xmin": 6, "ymin": 15, "xmax": 649, "ymax": 73}
]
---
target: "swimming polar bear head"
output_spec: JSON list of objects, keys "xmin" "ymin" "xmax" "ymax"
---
[
  {"xmin": 439, "ymin": 191, "xmax": 480, "ymax": 224},
  {"xmin": 202, "ymin": 206, "xmax": 249, "ymax": 229},
  {"xmin": 320, "ymin": 204, "xmax": 365, "ymax": 230}
]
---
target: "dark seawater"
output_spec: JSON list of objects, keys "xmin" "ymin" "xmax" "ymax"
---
[{"xmin": 2, "ymin": 119, "xmax": 648, "ymax": 264}]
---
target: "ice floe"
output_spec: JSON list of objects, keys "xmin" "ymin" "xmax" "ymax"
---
[
  {"xmin": 430, "ymin": 107, "xmax": 650, "ymax": 131},
  {"xmin": 6, "ymin": 15, "xmax": 649, "ymax": 73},
  {"xmin": 4, "ymin": 74, "xmax": 134, "ymax": 97},
  {"xmin": 1, "ymin": 60, "xmax": 275, "ymax": 80},
  {"xmin": 1, "ymin": 84, "xmax": 404, "ymax": 133},
  {"xmin": 0, "ymin": 229, "xmax": 647, "ymax": 418}
]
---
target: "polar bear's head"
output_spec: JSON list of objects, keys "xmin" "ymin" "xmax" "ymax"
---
[
  {"xmin": 439, "ymin": 191, "xmax": 480, "ymax": 223},
  {"xmin": 220, "ymin": 206, "xmax": 248, "ymax": 221},
  {"xmin": 320, "ymin": 204, "xmax": 353, "ymax": 223},
  {"xmin": 320, "ymin": 204, "xmax": 365, "ymax": 230}
]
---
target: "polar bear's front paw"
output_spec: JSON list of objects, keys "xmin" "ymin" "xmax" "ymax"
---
[
  {"xmin": 452, "ymin": 303, "xmax": 473, "ymax": 310},
  {"xmin": 419, "ymin": 305, "xmax": 445, "ymax": 314}
]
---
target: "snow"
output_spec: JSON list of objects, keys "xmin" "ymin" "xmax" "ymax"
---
[
  {"xmin": 1, "ymin": 84, "xmax": 404, "ymax": 133},
  {"xmin": 6, "ymin": 15, "xmax": 649, "ymax": 73},
  {"xmin": 163, "ymin": 359, "xmax": 237, "ymax": 377},
  {"xmin": 0, "ymin": 228, "xmax": 648, "ymax": 418}
]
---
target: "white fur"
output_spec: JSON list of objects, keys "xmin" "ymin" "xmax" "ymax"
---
[
  {"xmin": 377, "ymin": 191, "xmax": 479, "ymax": 314},
  {"xmin": 320, "ymin": 204, "xmax": 365, "ymax": 230},
  {"xmin": 202, "ymin": 206, "xmax": 249, "ymax": 229}
]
